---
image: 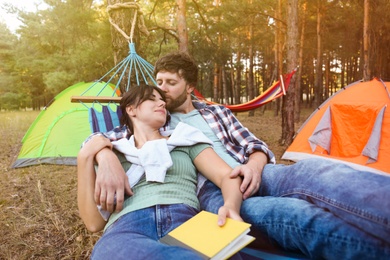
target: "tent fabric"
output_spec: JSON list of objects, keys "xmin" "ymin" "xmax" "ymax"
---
[
  {"xmin": 192, "ymin": 68, "xmax": 297, "ymax": 113},
  {"xmin": 362, "ymin": 106, "xmax": 385, "ymax": 163},
  {"xmin": 12, "ymin": 82, "xmax": 121, "ymax": 168},
  {"xmin": 282, "ymin": 78, "xmax": 390, "ymax": 176}
]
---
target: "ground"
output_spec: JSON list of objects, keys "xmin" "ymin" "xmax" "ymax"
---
[{"xmin": 0, "ymin": 107, "xmax": 310, "ymax": 259}]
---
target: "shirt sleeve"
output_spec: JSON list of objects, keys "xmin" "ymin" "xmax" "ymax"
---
[
  {"xmin": 188, "ymin": 143, "xmax": 212, "ymax": 161},
  {"xmin": 81, "ymin": 125, "xmax": 129, "ymax": 147},
  {"xmin": 217, "ymin": 105, "xmax": 276, "ymax": 164}
]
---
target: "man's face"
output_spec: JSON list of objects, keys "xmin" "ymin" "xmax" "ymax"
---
[{"xmin": 155, "ymin": 71, "xmax": 192, "ymax": 112}]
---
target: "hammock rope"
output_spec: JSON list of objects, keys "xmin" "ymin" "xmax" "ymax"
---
[
  {"xmin": 71, "ymin": 1, "xmax": 155, "ymax": 104},
  {"xmin": 106, "ymin": 2, "xmax": 149, "ymax": 41}
]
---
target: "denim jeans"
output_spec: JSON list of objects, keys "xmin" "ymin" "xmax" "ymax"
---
[
  {"xmin": 91, "ymin": 204, "xmax": 243, "ymax": 260},
  {"xmin": 91, "ymin": 204, "xmax": 203, "ymax": 260},
  {"xmin": 198, "ymin": 158, "xmax": 390, "ymax": 259}
]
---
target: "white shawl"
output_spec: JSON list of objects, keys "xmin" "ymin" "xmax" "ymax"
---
[{"xmin": 98, "ymin": 122, "xmax": 213, "ymax": 220}]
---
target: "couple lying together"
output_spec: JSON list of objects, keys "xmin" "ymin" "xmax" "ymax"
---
[{"xmin": 77, "ymin": 52, "xmax": 390, "ymax": 260}]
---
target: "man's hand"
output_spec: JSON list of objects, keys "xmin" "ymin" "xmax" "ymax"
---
[
  {"xmin": 230, "ymin": 152, "xmax": 267, "ymax": 200},
  {"xmin": 94, "ymin": 148, "xmax": 133, "ymax": 213}
]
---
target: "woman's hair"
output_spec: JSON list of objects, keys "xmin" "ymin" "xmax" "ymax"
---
[
  {"xmin": 119, "ymin": 84, "xmax": 167, "ymax": 133},
  {"xmin": 153, "ymin": 52, "xmax": 198, "ymax": 88}
]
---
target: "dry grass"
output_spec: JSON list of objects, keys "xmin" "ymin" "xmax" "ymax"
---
[{"xmin": 0, "ymin": 108, "xmax": 311, "ymax": 259}]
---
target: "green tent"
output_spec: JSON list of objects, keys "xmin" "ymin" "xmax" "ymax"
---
[{"xmin": 13, "ymin": 82, "xmax": 120, "ymax": 168}]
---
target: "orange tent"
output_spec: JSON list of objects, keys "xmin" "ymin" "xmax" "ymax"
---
[{"xmin": 282, "ymin": 78, "xmax": 390, "ymax": 176}]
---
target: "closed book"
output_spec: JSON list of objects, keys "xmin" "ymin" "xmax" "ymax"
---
[{"xmin": 160, "ymin": 210, "xmax": 255, "ymax": 260}]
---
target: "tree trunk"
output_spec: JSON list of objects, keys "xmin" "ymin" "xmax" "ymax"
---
[
  {"xmin": 341, "ymin": 57, "xmax": 345, "ymax": 87},
  {"xmin": 281, "ymin": 0, "xmax": 299, "ymax": 146},
  {"xmin": 325, "ymin": 51, "xmax": 330, "ymax": 100},
  {"xmin": 235, "ymin": 51, "xmax": 242, "ymax": 105},
  {"xmin": 363, "ymin": 0, "xmax": 371, "ymax": 81},
  {"xmin": 274, "ymin": 0, "xmax": 284, "ymax": 117},
  {"xmin": 230, "ymin": 57, "xmax": 236, "ymax": 104},
  {"xmin": 248, "ymin": 10, "xmax": 255, "ymax": 116},
  {"xmin": 213, "ymin": 63, "xmax": 219, "ymax": 102},
  {"xmin": 248, "ymin": 19, "xmax": 255, "ymax": 117},
  {"xmin": 212, "ymin": 0, "xmax": 222, "ymax": 102},
  {"xmin": 222, "ymin": 67, "xmax": 228, "ymax": 103},
  {"xmin": 295, "ymin": 0, "xmax": 306, "ymax": 122},
  {"xmin": 314, "ymin": 0, "xmax": 323, "ymax": 108},
  {"xmin": 177, "ymin": 0, "xmax": 189, "ymax": 53}
]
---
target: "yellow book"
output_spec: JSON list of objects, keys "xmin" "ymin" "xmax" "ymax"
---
[{"xmin": 160, "ymin": 211, "xmax": 255, "ymax": 260}]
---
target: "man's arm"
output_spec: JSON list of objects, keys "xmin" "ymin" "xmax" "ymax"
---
[
  {"xmin": 77, "ymin": 143, "xmax": 107, "ymax": 232},
  {"xmin": 225, "ymin": 110, "xmax": 272, "ymax": 198},
  {"xmin": 224, "ymin": 107, "xmax": 275, "ymax": 164},
  {"xmin": 196, "ymin": 101, "xmax": 275, "ymax": 164},
  {"xmin": 81, "ymin": 131, "xmax": 132, "ymax": 213},
  {"xmin": 204, "ymin": 104, "xmax": 274, "ymax": 198},
  {"xmin": 230, "ymin": 151, "xmax": 268, "ymax": 199},
  {"xmin": 94, "ymin": 147, "xmax": 132, "ymax": 212}
]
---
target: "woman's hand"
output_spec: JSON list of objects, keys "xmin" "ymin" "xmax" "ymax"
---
[{"xmin": 217, "ymin": 205, "xmax": 243, "ymax": 226}]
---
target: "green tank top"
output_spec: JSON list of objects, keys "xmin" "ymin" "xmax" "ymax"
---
[{"xmin": 105, "ymin": 143, "xmax": 210, "ymax": 230}]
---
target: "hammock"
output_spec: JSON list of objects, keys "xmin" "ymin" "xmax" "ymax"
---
[
  {"xmin": 193, "ymin": 68, "xmax": 297, "ymax": 113},
  {"xmin": 71, "ymin": 42, "xmax": 155, "ymax": 103},
  {"xmin": 73, "ymin": 65, "xmax": 297, "ymax": 132},
  {"xmin": 71, "ymin": 0, "xmax": 296, "ymax": 130},
  {"xmin": 71, "ymin": 2, "xmax": 153, "ymax": 104},
  {"xmin": 70, "ymin": 3, "xmax": 154, "ymax": 132}
]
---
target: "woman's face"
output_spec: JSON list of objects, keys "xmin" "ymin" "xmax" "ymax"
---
[{"xmin": 128, "ymin": 89, "xmax": 167, "ymax": 128}]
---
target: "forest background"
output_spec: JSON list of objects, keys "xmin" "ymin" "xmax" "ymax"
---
[
  {"xmin": 1, "ymin": 0, "xmax": 390, "ymax": 258},
  {"xmin": 1, "ymin": 0, "xmax": 390, "ymax": 144}
]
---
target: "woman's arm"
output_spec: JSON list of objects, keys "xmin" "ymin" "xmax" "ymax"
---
[
  {"xmin": 193, "ymin": 147, "xmax": 243, "ymax": 226},
  {"xmin": 77, "ymin": 146, "xmax": 107, "ymax": 233}
]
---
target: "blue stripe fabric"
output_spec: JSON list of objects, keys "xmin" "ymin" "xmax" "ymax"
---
[{"xmin": 88, "ymin": 105, "xmax": 122, "ymax": 133}]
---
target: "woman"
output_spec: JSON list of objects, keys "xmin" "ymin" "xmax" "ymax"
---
[{"xmin": 77, "ymin": 85, "xmax": 244, "ymax": 259}]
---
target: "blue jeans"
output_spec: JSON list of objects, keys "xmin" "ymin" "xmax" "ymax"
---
[
  {"xmin": 198, "ymin": 158, "xmax": 390, "ymax": 259},
  {"xmin": 92, "ymin": 204, "xmax": 203, "ymax": 260},
  {"xmin": 91, "ymin": 204, "xmax": 242, "ymax": 260}
]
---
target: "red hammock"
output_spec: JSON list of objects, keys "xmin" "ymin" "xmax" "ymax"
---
[{"xmin": 193, "ymin": 68, "xmax": 297, "ymax": 112}]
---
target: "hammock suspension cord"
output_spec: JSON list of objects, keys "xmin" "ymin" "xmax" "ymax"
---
[
  {"xmin": 72, "ymin": 1, "xmax": 155, "ymax": 104},
  {"xmin": 106, "ymin": 2, "xmax": 149, "ymax": 42}
]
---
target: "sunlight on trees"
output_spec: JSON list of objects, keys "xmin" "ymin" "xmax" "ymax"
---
[{"xmin": 0, "ymin": 0, "xmax": 388, "ymax": 116}]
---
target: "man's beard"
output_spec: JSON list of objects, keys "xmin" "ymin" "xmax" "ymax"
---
[{"xmin": 166, "ymin": 87, "xmax": 188, "ymax": 111}]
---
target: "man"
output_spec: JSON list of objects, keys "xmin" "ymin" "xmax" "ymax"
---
[{"xmin": 82, "ymin": 52, "xmax": 390, "ymax": 259}]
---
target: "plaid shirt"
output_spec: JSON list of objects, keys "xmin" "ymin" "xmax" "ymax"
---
[
  {"xmin": 84, "ymin": 101, "xmax": 275, "ymax": 164},
  {"xmin": 191, "ymin": 101, "xmax": 275, "ymax": 164}
]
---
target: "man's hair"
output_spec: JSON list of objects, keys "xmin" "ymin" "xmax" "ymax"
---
[{"xmin": 153, "ymin": 52, "xmax": 198, "ymax": 87}]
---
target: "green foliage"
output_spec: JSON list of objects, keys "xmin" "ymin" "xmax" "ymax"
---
[
  {"xmin": 43, "ymin": 71, "xmax": 77, "ymax": 92},
  {"xmin": 0, "ymin": 0, "xmax": 113, "ymax": 109},
  {"xmin": 0, "ymin": 23, "xmax": 23, "ymax": 110},
  {"xmin": 1, "ymin": 0, "xmax": 390, "ymax": 110},
  {"xmin": 0, "ymin": 92, "xmax": 23, "ymax": 110}
]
